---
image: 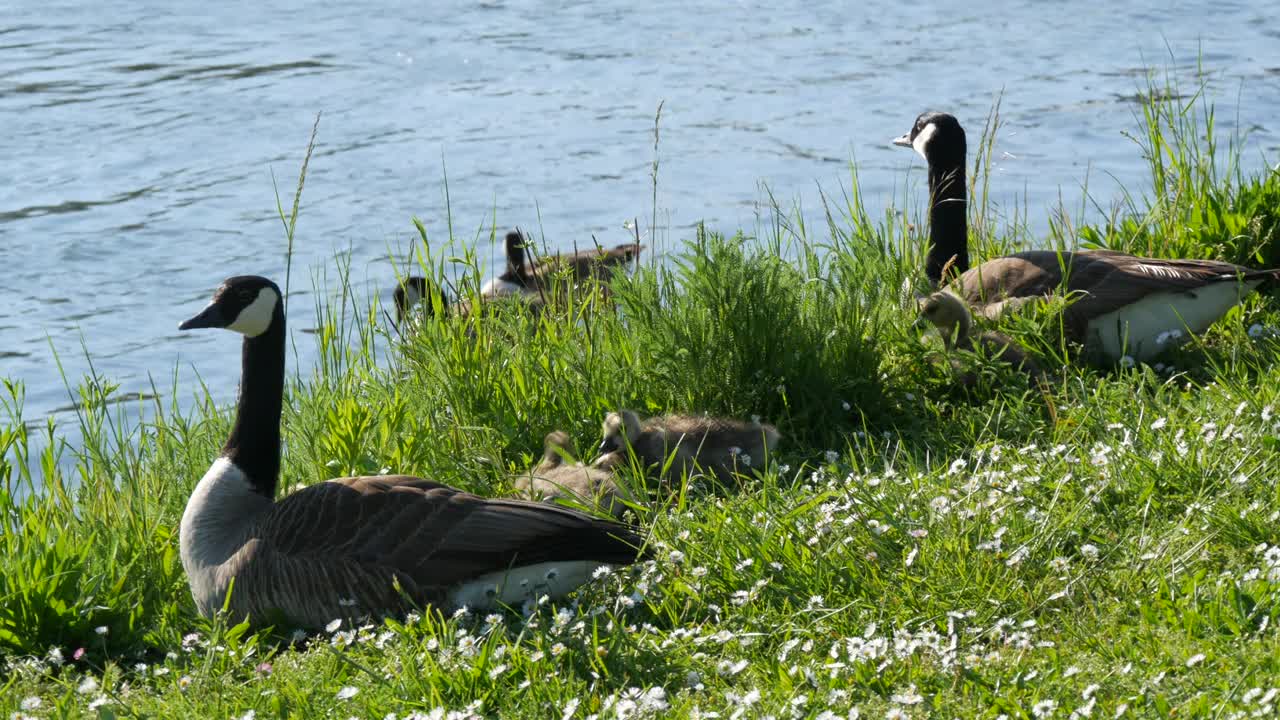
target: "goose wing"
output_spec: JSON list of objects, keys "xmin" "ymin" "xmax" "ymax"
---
[
  {"xmin": 266, "ymin": 476, "xmax": 645, "ymax": 579},
  {"xmin": 240, "ymin": 476, "xmax": 646, "ymax": 625},
  {"xmin": 1058, "ymin": 253, "xmax": 1276, "ymax": 337},
  {"xmin": 954, "ymin": 250, "xmax": 1278, "ymax": 338},
  {"xmin": 956, "ymin": 250, "xmax": 1273, "ymax": 302}
]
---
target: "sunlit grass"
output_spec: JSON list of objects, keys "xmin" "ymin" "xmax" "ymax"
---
[{"xmin": 3, "ymin": 79, "xmax": 1280, "ymax": 718}]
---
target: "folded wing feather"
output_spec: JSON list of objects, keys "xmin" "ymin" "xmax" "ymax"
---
[{"xmin": 225, "ymin": 476, "xmax": 644, "ymax": 627}]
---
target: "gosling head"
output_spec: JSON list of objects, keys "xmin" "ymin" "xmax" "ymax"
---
[
  {"xmin": 179, "ymin": 275, "xmax": 282, "ymax": 338},
  {"xmin": 597, "ymin": 410, "xmax": 642, "ymax": 454},
  {"xmin": 541, "ymin": 430, "xmax": 573, "ymax": 464},
  {"xmin": 892, "ymin": 111, "xmax": 966, "ymax": 166},
  {"xmin": 916, "ymin": 291, "xmax": 971, "ymax": 350}
]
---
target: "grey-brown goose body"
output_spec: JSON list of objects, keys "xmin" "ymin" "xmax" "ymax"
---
[
  {"xmin": 946, "ymin": 249, "xmax": 1279, "ymax": 362},
  {"xmin": 187, "ymin": 470, "xmax": 642, "ymax": 628},
  {"xmin": 178, "ymin": 275, "xmax": 647, "ymax": 629},
  {"xmin": 895, "ymin": 111, "xmax": 1280, "ymax": 363}
]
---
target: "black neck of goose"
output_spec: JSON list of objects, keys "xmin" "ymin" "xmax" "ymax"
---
[
  {"xmin": 503, "ymin": 233, "xmax": 533, "ymax": 287},
  {"xmin": 223, "ymin": 305, "xmax": 285, "ymax": 499},
  {"xmin": 926, "ymin": 150, "xmax": 969, "ymax": 286}
]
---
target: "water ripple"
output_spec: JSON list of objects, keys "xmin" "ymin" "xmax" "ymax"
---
[{"xmin": 0, "ymin": 0, "xmax": 1277, "ymax": 425}]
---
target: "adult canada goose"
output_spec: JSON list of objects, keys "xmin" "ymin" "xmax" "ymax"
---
[
  {"xmin": 916, "ymin": 291, "xmax": 1044, "ymax": 383},
  {"xmin": 392, "ymin": 275, "xmax": 447, "ymax": 325},
  {"xmin": 595, "ymin": 410, "xmax": 780, "ymax": 485},
  {"xmin": 178, "ymin": 275, "xmax": 648, "ymax": 628},
  {"xmin": 512, "ymin": 432, "xmax": 635, "ymax": 520},
  {"xmin": 480, "ymin": 230, "xmax": 643, "ymax": 298},
  {"xmin": 392, "ymin": 274, "xmax": 545, "ymax": 332},
  {"xmin": 894, "ymin": 111, "xmax": 1280, "ymax": 363}
]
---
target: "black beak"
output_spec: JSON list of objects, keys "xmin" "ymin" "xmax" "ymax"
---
[
  {"xmin": 179, "ymin": 303, "xmax": 226, "ymax": 331},
  {"xmin": 597, "ymin": 438, "xmax": 619, "ymax": 454},
  {"xmin": 892, "ymin": 133, "xmax": 912, "ymax": 148}
]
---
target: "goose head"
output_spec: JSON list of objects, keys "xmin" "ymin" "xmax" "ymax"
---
[
  {"xmin": 892, "ymin": 111, "xmax": 966, "ymax": 167},
  {"xmin": 597, "ymin": 410, "xmax": 642, "ymax": 454},
  {"xmin": 916, "ymin": 291, "xmax": 971, "ymax": 350},
  {"xmin": 179, "ymin": 275, "xmax": 282, "ymax": 337},
  {"xmin": 540, "ymin": 430, "xmax": 574, "ymax": 469},
  {"xmin": 393, "ymin": 276, "xmax": 428, "ymax": 323},
  {"xmin": 393, "ymin": 275, "xmax": 451, "ymax": 325}
]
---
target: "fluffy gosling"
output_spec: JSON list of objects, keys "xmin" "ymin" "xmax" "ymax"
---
[
  {"xmin": 513, "ymin": 431, "xmax": 634, "ymax": 519},
  {"xmin": 595, "ymin": 410, "xmax": 780, "ymax": 485},
  {"xmin": 916, "ymin": 291, "xmax": 1043, "ymax": 383}
]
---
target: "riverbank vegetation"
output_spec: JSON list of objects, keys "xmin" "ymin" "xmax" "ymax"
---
[{"xmin": 3, "ymin": 83, "xmax": 1280, "ymax": 718}]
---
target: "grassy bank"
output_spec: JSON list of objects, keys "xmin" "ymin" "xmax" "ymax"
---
[{"xmin": 4, "ymin": 87, "xmax": 1280, "ymax": 718}]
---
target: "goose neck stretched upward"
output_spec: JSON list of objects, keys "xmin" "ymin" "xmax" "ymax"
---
[
  {"xmin": 926, "ymin": 148, "xmax": 969, "ymax": 287},
  {"xmin": 224, "ymin": 305, "xmax": 285, "ymax": 499}
]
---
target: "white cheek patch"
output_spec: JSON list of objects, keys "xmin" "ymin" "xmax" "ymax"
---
[
  {"xmin": 227, "ymin": 290, "xmax": 279, "ymax": 337},
  {"xmin": 912, "ymin": 123, "xmax": 938, "ymax": 162}
]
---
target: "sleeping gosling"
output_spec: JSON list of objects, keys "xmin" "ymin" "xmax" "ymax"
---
[
  {"xmin": 595, "ymin": 410, "xmax": 780, "ymax": 485},
  {"xmin": 513, "ymin": 431, "xmax": 634, "ymax": 519}
]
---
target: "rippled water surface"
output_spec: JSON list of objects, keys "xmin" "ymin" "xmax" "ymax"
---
[{"xmin": 2, "ymin": 0, "xmax": 1279, "ymax": 424}]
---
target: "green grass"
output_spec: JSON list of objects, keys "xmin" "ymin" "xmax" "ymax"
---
[{"xmin": 4, "ymin": 80, "xmax": 1280, "ymax": 719}]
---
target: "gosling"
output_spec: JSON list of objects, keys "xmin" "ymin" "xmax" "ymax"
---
[
  {"xmin": 513, "ymin": 431, "xmax": 634, "ymax": 519},
  {"xmin": 916, "ymin": 291, "xmax": 1043, "ymax": 383},
  {"xmin": 484, "ymin": 229, "xmax": 642, "ymax": 300},
  {"xmin": 595, "ymin": 410, "xmax": 780, "ymax": 485}
]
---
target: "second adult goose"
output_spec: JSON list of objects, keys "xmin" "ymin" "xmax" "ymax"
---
[
  {"xmin": 894, "ymin": 111, "xmax": 1280, "ymax": 363},
  {"xmin": 393, "ymin": 274, "xmax": 544, "ymax": 330},
  {"xmin": 178, "ymin": 275, "xmax": 648, "ymax": 629}
]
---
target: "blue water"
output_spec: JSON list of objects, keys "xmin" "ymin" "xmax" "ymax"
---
[{"xmin": 1, "ymin": 0, "xmax": 1278, "ymax": 428}]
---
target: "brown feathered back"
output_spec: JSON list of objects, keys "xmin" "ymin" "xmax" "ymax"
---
[
  {"xmin": 222, "ymin": 476, "xmax": 647, "ymax": 629},
  {"xmin": 950, "ymin": 250, "xmax": 1280, "ymax": 345}
]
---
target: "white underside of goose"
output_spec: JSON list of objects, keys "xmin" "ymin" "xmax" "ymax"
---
[
  {"xmin": 447, "ymin": 560, "xmax": 611, "ymax": 610},
  {"xmin": 1087, "ymin": 281, "xmax": 1261, "ymax": 362},
  {"xmin": 401, "ymin": 284, "xmax": 423, "ymax": 308},
  {"xmin": 479, "ymin": 277, "xmax": 525, "ymax": 297},
  {"xmin": 180, "ymin": 458, "xmax": 272, "ymax": 616}
]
